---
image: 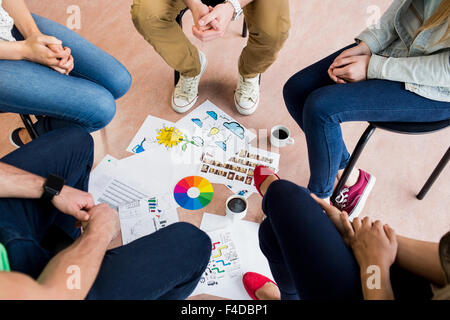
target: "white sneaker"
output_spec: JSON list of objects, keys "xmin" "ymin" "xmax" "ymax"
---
[
  {"xmin": 171, "ymin": 50, "xmax": 208, "ymax": 114},
  {"xmin": 234, "ymin": 74, "xmax": 260, "ymax": 116}
]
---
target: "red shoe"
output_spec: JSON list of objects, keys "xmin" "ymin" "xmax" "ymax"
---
[
  {"xmin": 243, "ymin": 272, "xmax": 277, "ymax": 300},
  {"xmin": 254, "ymin": 166, "xmax": 280, "ymax": 197}
]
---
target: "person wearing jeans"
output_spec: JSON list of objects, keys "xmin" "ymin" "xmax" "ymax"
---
[
  {"xmin": 0, "ymin": 127, "xmax": 211, "ymax": 300},
  {"xmin": 282, "ymin": 0, "xmax": 450, "ymax": 217},
  {"xmin": 246, "ymin": 167, "xmax": 450, "ymax": 300},
  {"xmin": 0, "ymin": 0, "xmax": 131, "ymax": 146}
]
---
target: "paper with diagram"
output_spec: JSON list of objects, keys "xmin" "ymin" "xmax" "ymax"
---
[
  {"xmin": 88, "ymin": 155, "xmax": 150, "ymax": 211},
  {"xmin": 177, "ymin": 100, "xmax": 256, "ymax": 160},
  {"xmin": 119, "ymin": 196, "xmax": 179, "ymax": 245},
  {"xmin": 192, "ymin": 218, "xmax": 274, "ymax": 300},
  {"xmin": 127, "ymin": 115, "xmax": 205, "ymax": 157}
]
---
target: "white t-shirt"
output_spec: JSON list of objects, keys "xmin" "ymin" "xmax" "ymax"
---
[{"xmin": 0, "ymin": 0, "xmax": 15, "ymax": 42}]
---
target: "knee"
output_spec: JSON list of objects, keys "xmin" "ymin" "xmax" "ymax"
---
[
  {"xmin": 264, "ymin": 180, "xmax": 311, "ymax": 216},
  {"xmin": 109, "ymin": 66, "xmax": 132, "ymax": 99},
  {"xmin": 131, "ymin": 0, "xmax": 175, "ymax": 33},
  {"xmin": 86, "ymin": 91, "xmax": 117, "ymax": 132},
  {"xmin": 171, "ymin": 222, "xmax": 211, "ymax": 266},
  {"xmin": 302, "ymin": 88, "xmax": 335, "ymax": 126},
  {"xmin": 283, "ymin": 74, "xmax": 305, "ymax": 115}
]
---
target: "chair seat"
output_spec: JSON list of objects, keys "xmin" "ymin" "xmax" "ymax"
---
[{"xmin": 371, "ymin": 119, "xmax": 450, "ymax": 134}]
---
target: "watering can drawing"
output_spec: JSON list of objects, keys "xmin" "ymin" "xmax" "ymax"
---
[{"xmin": 132, "ymin": 138, "xmax": 146, "ymax": 153}]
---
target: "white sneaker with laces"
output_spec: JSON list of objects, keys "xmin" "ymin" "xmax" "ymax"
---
[
  {"xmin": 171, "ymin": 50, "xmax": 208, "ymax": 114},
  {"xmin": 234, "ymin": 74, "xmax": 260, "ymax": 116}
]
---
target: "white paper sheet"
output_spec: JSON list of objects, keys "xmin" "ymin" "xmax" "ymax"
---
[
  {"xmin": 127, "ymin": 115, "xmax": 206, "ymax": 158},
  {"xmin": 119, "ymin": 196, "xmax": 179, "ymax": 245},
  {"xmin": 88, "ymin": 155, "xmax": 150, "ymax": 211},
  {"xmin": 177, "ymin": 100, "xmax": 256, "ymax": 160},
  {"xmin": 198, "ymin": 145, "xmax": 280, "ymax": 193},
  {"xmin": 193, "ymin": 216, "xmax": 273, "ymax": 300}
]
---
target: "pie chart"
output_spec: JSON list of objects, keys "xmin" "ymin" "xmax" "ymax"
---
[{"xmin": 174, "ymin": 176, "xmax": 214, "ymax": 210}]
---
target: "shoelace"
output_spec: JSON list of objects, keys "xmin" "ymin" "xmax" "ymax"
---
[
  {"xmin": 335, "ymin": 187, "xmax": 349, "ymax": 209},
  {"xmin": 175, "ymin": 75, "xmax": 199, "ymax": 100},
  {"xmin": 236, "ymin": 77, "xmax": 258, "ymax": 103}
]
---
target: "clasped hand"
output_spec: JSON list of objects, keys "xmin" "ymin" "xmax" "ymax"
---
[
  {"xmin": 328, "ymin": 41, "xmax": 372, "ymax": 84},
  {"xmin": 190, "ymin": 1, "xmax": 235, "ymax": 42},
  {"xmin": 312, "ymin": 194, "xmax": 398, "ymax": 272},
  {"xmin": 23, "ymin": 32, "xmax": 74, "ymax": 75}
]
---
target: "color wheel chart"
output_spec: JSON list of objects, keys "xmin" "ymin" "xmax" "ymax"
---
[{"xmin": 174, "ymin": 176, "xmax": 214, "ymax": 210}]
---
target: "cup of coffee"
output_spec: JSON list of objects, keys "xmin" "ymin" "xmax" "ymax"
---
[
  {"xmin": 270, "ymin": 125, "xmax": 295, "ymax": 148},
  {"xmin": 225, "ymin": 195, "xmax": 248, "ymax": 221}
]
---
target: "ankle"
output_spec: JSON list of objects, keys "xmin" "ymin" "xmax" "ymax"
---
[
  {"xmin": 255, "ymin": 282, "xmax": 281, "ymax": 300},
  {"xmin": 259, "ymin": 175, "xmax": 278, "ymax": 196}
]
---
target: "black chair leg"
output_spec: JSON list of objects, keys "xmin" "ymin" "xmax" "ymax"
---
[
  {"xmin": 20, "ymin": 114, "xmax": 38, "ymax": 140},
  {"xmin": 174, "ymin": 9, "xmax": 188, "ymax": 86},
  {"xmin": 416, "ymin": 146, "xmax": 450, "ymax": 200},
  {"xmin": 331, "ymin": 124, "xmax": 377, "ymax": 206},
  {"xmin": 242, "ymin": 20, "xmax": 248, "ymax": 38}
]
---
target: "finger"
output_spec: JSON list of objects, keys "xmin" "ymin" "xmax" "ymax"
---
[
  {"xmin": 352, "ymin": 217, "xmax": 362, "ymax": 232},
  {"xmin": 39, "ymin": 35, "xmax": 63, "ymax": 46},
  {"xmin": 310, "ymin": 193, "xmax": 341, "ymax": 216},
  {"xmin": 384, "ymin": 224, "xmax": 397, "ymax": 243},
  {"xmin": 192, "ymin": 26, "xmax": 222, "ymax": 41},
  {"xmin": 373, "ymin": 220, "xmax": 383, "ymax": 230},
  {"xmin": 199, "ymin": 11, "xmax": 218, "ymax": 27},
  {"xmin": 340, "ymin": 212, "xmax": 355, "ymax": 237},
  {"xmin": 209, "ymin": 19, "xmax": 221, "ymax": 31},
  {"xmin": 331, "ymin": 56, "xmax": 356, "ymax": 69},
  {"xmin": 362, "ymin": 216, "xmax": 372, "ymax": 228},
  {"xmin": 332, "ymin": 65, "xmax": 352, "ymax": 78}
]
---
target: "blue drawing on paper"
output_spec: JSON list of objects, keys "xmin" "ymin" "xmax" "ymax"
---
[
  {"xmin": 132, "ymin": 138, "xmax": 146, "ymax": 153},
  {"xmin": 192, "ymin": 118, "xmax": 203, "ymax": 128},
  {"xmin": 207, "ymin": 111, "xmax": 218, "ymax": 120},
  {"xmin": 223, "ymin": 122, "xmax": 245, "ymax": 140},
  {"xmin": 215, "ymin": 141, "xmax": 227, "ymax": 151}
]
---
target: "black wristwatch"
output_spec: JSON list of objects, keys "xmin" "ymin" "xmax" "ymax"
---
[{"xmin": 41, "ymin": 174, "xmax": 65, "ymax": 201}]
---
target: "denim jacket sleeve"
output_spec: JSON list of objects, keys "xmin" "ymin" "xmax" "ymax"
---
[
  {"xmin": 356, "ymin": 0, "xmax": 404, "ymax": 53},
  {"xmin": 368, "ymin": 51, "xmax": 450, "ymax": 87}
]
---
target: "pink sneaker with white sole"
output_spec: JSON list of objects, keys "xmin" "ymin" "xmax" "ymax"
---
[{"xmin": 334, "ymin": 169, "xmax": 376, "ymax": 220}]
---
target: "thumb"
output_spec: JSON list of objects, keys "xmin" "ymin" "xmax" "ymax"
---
[
  {"xmin": 74, "ymin": 209, "xmax": 90, "ymax": 222},
  {"xmin": 199, "ymin": 11, "xmax": 217, "ymax": 27}
]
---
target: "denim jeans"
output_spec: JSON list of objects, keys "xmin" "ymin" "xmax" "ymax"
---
[
  {"xmin": 0, "ymin": 127, "xmax": 211, "ymax": 300},
  {"xmin": 283, "ymin": 44, "xmax": 450, "ymax": 198},
  {"xmin": 0, "ymin": 14, "xmax": 132, "ymax": 135},
  {"xmin": 259, "ymin": 179, "xmax": 433, "ymax": 300}
]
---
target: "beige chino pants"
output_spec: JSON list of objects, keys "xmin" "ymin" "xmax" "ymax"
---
[{"xmin": 131, "ymin": 0, "xmax": 290, "ymax": 78}]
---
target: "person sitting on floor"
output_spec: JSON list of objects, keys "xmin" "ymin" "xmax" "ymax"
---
[
  {"xmin": 0, "ymin": 0, "xmax": 132, "ymax": 147},
  {"xmin": 0, "ymin": 127, "xmax": 211, "ymax": 300},
  {"xmin": 241, "ymin": 165, "xmax": 450, "ymax": 300}
]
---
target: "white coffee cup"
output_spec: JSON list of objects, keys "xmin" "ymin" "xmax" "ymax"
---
[
  {"xmin": 270, "ymin": 125, "xmax": 295, "ymax": 148},
  {"xmin": 225, "ymin": 195, "xmax": 248, "ymax": 221}
]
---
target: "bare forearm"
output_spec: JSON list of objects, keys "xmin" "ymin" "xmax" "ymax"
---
[
  {"xmin": 2, "ymin": 0, "xmax": 39, "ymax": 38},
  {"xmin": 396, "ymin": 235, "xmax": 445, "ymax": 286},
  {"xmin": 36, "ymin": 231, "xmax": 111, "ymax": 300},
  {"xmin": 0, "ymin": 40, "xmax": 27, "ymax": 60},
  {"xmin": 0, "ymin": 162, "xmax": 45, "ymax": 198}
]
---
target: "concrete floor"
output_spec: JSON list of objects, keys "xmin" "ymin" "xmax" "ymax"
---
[{"xmin": 0, "ymin": 0, "xmax": 449, "ymax": 275}]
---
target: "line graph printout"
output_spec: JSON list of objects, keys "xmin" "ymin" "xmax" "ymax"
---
[{"xmin": 191, "ymin": 226, "xmax": 246, "ymax": 299}]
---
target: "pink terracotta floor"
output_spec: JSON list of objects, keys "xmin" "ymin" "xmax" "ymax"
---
[{"xmin": 1, "ymin": 0, "xmax": 449, "ymax": 266}]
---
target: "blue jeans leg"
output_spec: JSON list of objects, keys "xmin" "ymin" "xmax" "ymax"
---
[
  {"xmin": 283, "ymin": 45, "xmax": 450, "ymax": 198},
  {"xmin": 0, "ymin": 127, "xmax": 94, "ymax": 278},
  {"xmin": 0, "ymin": 14, "xmax": 132, "ymax": 134},
  {"xmin": 87, "ymin": 222, "xmax": 212, "ymax": 300}
]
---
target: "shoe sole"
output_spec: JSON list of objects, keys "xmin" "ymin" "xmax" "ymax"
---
[
  {"xmin": 234, "ymin": 94, "xmax": 259, "ymax": 116},
  {"xmin": 171, "ymin": 52, "xmax": 208, "ymax": 114},
  {"xmin": 348, "ymin": 175, "xmax": 376, "ymax": 221},
  {"xmin": 9, "ymin": 128, "xmax": 24, "ymax": 148}
]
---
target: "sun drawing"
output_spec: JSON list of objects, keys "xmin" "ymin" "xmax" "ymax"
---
[{"xmin": 156, "ymin": 126, "xmax": 184, "ymax": 148}]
